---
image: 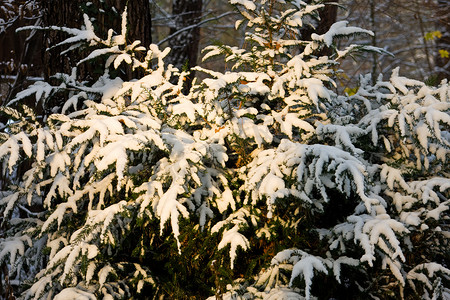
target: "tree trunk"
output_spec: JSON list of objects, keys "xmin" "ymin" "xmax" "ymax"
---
[
  {"xmin": 2, "ymin": 18, "xmax": 44, "ymax": 107},
  {"xmin": 168, "ymin": 0, "xmax": 203, "ymax": 91},
  {"xmin": 434, "ymin": 0, "xmax": 450, "ymax": 82},
  {"xmin": 301, "ymin": 0, "xmax": 338, "ymax": 57},
  {"xmin": 41, "ymin": 0, "xmax": 152, "ymax": 79},
  {"xmin": 315, "ymin": 0, "xmax": 338, "ymax": 36},
  {"xmin": 41, "ymin": 0, "xmax": 84, "ymax": 81},
  {"xmin": 39, "ymin": 0, "xmax": 152, "ymax": 112},
  {"xmin": 125, "ymin": 0, "xmax": 152, "ymax": 48}
]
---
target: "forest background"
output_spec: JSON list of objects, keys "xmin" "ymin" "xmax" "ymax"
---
[{"xmin": 0, "ymin": 0, "xmax": 449, "ymax": 105}]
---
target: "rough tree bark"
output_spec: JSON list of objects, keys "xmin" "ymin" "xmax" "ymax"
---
[
  {"xmin": 40, "ymin": 0, "xmax": 84, "ymax": 82},
  {"xmin": 38, "ymin": 0, "xmax": 152, "ymax": 113},
  {"xmin": 41, "ymin": 0, "xmax": 152, "ymax": 80},
  {"xmin": 124, "ymin": 0, "xmax": 152, "ymax": 48}
]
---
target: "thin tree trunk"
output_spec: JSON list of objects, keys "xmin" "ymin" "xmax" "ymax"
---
[
  {"xmin": 370, "ymin": 0, "xmax": 378, "ymax": 84},
  {"xmin": 168, "ymin": 0, "xmax": 203, "ymax": 91},
  {"xmin": 4, "ymin": 18, "xmax": 43, "ymax": 106},
  {"xmin": 435, "ymin": 0, "xmax": 450, "ymax": 82}
]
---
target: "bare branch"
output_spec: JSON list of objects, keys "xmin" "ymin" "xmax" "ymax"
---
[{"xmin": 157, "ymin": 11, "xmax": 235, "ymax": 46}]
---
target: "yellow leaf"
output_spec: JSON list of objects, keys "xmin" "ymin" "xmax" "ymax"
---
[
  {"xmin": 439, "ymin": 49, "xmax": 449, "ymax": 58},
  {"xmin": 424, "ymin": 31, "xmax": 442, "ymax": 41},
  {"xmin": 344, "ymin": 87, "xmax": 359, "ymax": 96}
]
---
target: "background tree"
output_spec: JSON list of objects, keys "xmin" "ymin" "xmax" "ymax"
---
[
  {"xmin": 337, "ymin": 0, "xmax": 450, "ymax": 90},
  {"xmin": 167, "ymin": 0, "xmax": 202, "ymax": 90},
  {"xmin": 0, "ymin": 0, "xmax": 42, "ymax": 106},
  {"xmin": 0, "ymin": 0, "xmax": 152, "ymax": 113},
  {"xmin": 41, "ymin": 0, "xmax": 152, "ymax": 79},
  {"xmin": 301, "ymin": 0, "xmax": 338, "ymax": 56},
  {"xmin": 434, "ymin": 0, "xmax": 449, "ymax": 81},
  {"xmin": 40, "ymin": 0, "xmax": 83, "ymax": 82}
]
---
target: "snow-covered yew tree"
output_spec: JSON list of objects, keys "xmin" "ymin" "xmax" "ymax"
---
[{"xmin": 0, "ymin": 1, "xmax": 448, "ymax": 299}]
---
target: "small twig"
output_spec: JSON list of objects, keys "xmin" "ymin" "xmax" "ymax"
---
[
  {"xmin": 17, "ymin": 204, "xmax": 44, "ymax": 217},
  {"xmin": 157, "ymin": 12, "xmax": 235, "ymax": 46},
  {"xmin": 210, "ymin": 260, "xmax": 223, "ymax": 300},
  {"xmin": 1, "ymin": 262, "xmax": 15, "ymax": 300},
  {"xmin": 4, "ymin": 17, "xmax": 42, "ymax": 106}
]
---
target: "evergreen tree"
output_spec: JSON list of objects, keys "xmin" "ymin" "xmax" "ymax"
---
[{"xmin": 0, "ymin": 0, "xmax": 448, "ymax": 299}]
